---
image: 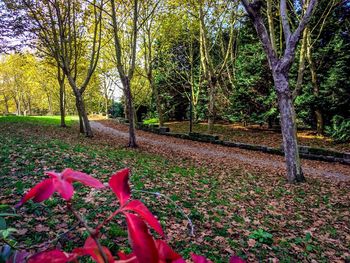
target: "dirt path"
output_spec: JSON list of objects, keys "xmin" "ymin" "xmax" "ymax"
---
[{"xmin": 91, "ymin": 121, "xmax": 350, "ymax": 182}]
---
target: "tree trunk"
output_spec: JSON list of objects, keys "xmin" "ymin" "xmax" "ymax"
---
[
  {"xmin": 58, "ymin": 69, "xmax": 66, "ymax": 127},
  {"xmin": 155, "ymin": 88, "xmax": 164, "ymax": 127},
  {"xmin": 207, "ymin": 78, "xmax": 217, "ymax": 134},
  {"xmin": 105, "ymin": 95, "xmax": 109, "ymax": 119},
  {"xmin": 3, "ymin": 95, "xmax": 9, "ymax": 114},
  {"xmin": 123, "ymin": 77, "xmax": 137, "ymax": 147},
  {"xmin": 148, "ymin": 73, "xmax": 164, "ymax": 127},
  {"xmin": 306, "ymin": 38, "xmax": 324, "ymax": 135},
  {"xmin": 47, "ymin": 93, "xmax": 53, "ymax": 115},
  {"xmin": 75, "ymin": 93, "xmax": 93, "ymax": 137},
  {"xmin": 294, "ymin": 27, "xmax": 308, "ymax": 100},
  {"xmin": 275, "ymin": 73, "xmax": 305, "ymax": 183}
]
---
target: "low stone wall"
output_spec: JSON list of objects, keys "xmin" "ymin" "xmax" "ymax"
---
[{"xmin": 129, "ymin": 120, "xmax": 350, "ymax": 165}]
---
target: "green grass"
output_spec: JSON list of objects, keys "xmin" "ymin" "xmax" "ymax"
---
[
  {"xmin": 0, "ymin": 115, "xmax": 78, "ymax": 126},
  {"xmin": 0, "ymin": 116, "xmax": 349, "ymax": 262},
  {"xmin": 143, "ymin": 117, "xmax": 159, "ymax": 125}
]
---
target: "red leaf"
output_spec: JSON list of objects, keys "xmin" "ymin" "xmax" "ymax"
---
[
  {"xmin": 62, "ymin": 169, "xmax": 104, "ymax": 189},
  {"xmin": 155, "ymin": 240, "xmax": 185, "ymax": 263},
  {"xmin": 109, "ymin": 168, "xmax": 131, "ymax": 206},
  {"xmin": 124, "ymin": 212, "xmax": 158, "ymax": 263},
  {"xmin": 73, "ymin": 236, "xmax": 114, "ymax": 263},
  {"xmin": 15, "ymin": 179, "xmax": 55, "ymax": 208},
  {"xmin": 27, "ymin": 250, "xmax": 72, "ymax": 263},
  {"xmin": 116, "ymin": 252, "xmax": 138, "ymax": 263},
  {"xmin": 191, "ymin": 254, "xmax": 213, "ymax": 263},
  {"xmin": 123, "ymin": 200, "xmax": 164, "ymax": 237},
  {"xmin": 229, "ymin": 256, "xmax": 246, "ymax": 263}
]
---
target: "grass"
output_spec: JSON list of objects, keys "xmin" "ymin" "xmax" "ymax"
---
[
  {"xmin": 0, "ymin": 115, "xmax": 78, "ymax": 126},
  {"xmin": 0, "ymin": 116, "xmax": 349, "ymax": 262}
]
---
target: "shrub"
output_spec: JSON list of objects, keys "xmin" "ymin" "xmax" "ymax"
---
[
  {"xmin": 326, "ymin": 115, "xmax": 350, "ymax": 143},
  {"xmin": 5, "ymin": 168, "xmax": 245, "ymax": 263}
]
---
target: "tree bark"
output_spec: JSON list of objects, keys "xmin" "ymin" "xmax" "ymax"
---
[
  {"xmin": 275, "ymin": 73, "xmax": 305, "ymax": 183},
  {"xmin": 241, "ymin": 0, "xmax": 317, "ymax": 183},
  {"xmin": 123, "ymin": 77, "xmax": 137, "ymax": 147},
  {"xmin": 3, "ymin": 95, "xmax": 9, "ymax": 114},
  {"xmin": 306, "ymin": 35, "xmax": 324, "ymax": 135},
  {"xmin": 207, "ymin": 78, "xmax": 217, "ymax": 134},
  {"xmin": 75, "ymin": 93, "xmax": 93, "ymax": 137},
  {"xmin": 152, "ymin": 78, "xmax": 164, "ymax": 127},
  {"xmin": 58, "ymin": 68, "xmax": 66, "ymax": 127},
  {"xmin": 294, "ymin": 27, "xmax": 308, "ymax": 100},
  {"xmin": 267, "ymin": 0, "xmax": 277, "ymax": 52}
]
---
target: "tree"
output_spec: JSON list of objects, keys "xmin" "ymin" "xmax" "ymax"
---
[
  {"xmin": 22, "ymin": 0, "xmax": 103, "ymax": 136},
  {"xmin": 241, "ymin": 0, "xmax": 317, "ymax": 183},
  {"xmin": 197, "ymin": 0, "xmax": 238, "ymax": 133},
  {"xmin": 138, "ymin": 0, "xmax": 163, "ymax": 126},
  {"xmin": 109, "ymin": 0, "xmax": 139, "ymax": 147}
]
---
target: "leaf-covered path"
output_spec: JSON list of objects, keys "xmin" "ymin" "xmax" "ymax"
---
[{"xmin": 91, "ymin": 121, "xmax": 350, "ymax": 182}]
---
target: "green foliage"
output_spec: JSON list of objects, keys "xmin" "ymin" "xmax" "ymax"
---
[
  {"xmin": 109, "ymin": 101, "xmax": 124, "ymax": 118},
  {"xmin": 248, "ymin": 229, "xmax": 273, "ymax": 245},
  {"xmin": 326, "ymin": 115, "xmax": 350, "ymax": 143}
]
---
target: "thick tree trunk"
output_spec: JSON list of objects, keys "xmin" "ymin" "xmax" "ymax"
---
[
  {"xmin": 3, "ymin": 95, "xmax": 9, "ymax": 114},
  {"xmin": 75, "ymin": 93, "xmax": 93, "ymax": 137},
  {"xmin": 275, "ymin": 73, "xmax": 305, "ymax": 183},
  {"xmin": 123, "ymin": 77, "xmax": 137, "ymax": 147}
]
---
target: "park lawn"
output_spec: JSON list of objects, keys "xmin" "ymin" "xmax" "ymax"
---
[
  {"xmin": 165, "ymin": 121, "xmax": 350, "ymax": 153},
  {"xmin": 0, "ymin": 115, "xmax": 78, "ymax": 126},
  {"xmin": 0, "ymin": 116, "xmax": 349, "ymax": 262}
]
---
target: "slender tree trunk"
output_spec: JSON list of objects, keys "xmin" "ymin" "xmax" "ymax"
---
[
  {"xmin": 58, "ymin": 68, "xmax": 66, "ymax": 127},
  {"xmin": 306, "ymin": 37, "xmax": 323, "ymax": 135},
  {"xmin": 75, "ymin": 92, "xmax": 93, "ymax": 137},
  {"xmin": 267, "ymin": 0, "xmax": 277, "ymax": 52},
  {"xmin": 207, "ymin": 78, "xmax": 217, "ymax": 134},
  {"xmin": 149, "ymin": 76, "xmax": 164, "ymax": 127},
  {"xmin": 17, "ymin": 97, "xmax": 21, "ymax": 115},
  {"xmin": 105, "ymin": 95, "xmax": 109, "ymax": 119},
  {"xmin": 155, "ymin": 86, "xmax": 164, "ymax": 127},
  {"xmin": 294, "ymin": 27, "xmax": 308, "ymax": 100},
  {"xmin": 275, "ymin": 73, "xmax": 305, "ymax": 183},
  {"xmin": 123, "ymin": 77, "xmax": 137, "ymax": 147},
  {"xmin": 3, "ymin": 95, "xmax": 9, "ymax": 114},
  {"xmin": 47, "ymin": 93, "xmax": 53, "ymax": 115},
  {"xmin": 28, "ymin": 97, "xmax": 32, "ymax": 115}
]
